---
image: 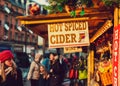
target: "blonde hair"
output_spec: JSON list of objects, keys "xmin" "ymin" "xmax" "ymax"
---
[
  {"xmin": 40, "ymin": 65, "xmax": 48, "ymax": 79},
  {"xmin": 0, "ymin": 60, "xmax": 17, "ymax": 82},
  {"xmin": 34, "ymin": 53, "xmax": 41, "ymax": 62}
]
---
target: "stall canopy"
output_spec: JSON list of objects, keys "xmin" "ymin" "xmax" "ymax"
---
[{"xmin": 17, "ymin": 7, "xmax": 113, "ymax": 42}]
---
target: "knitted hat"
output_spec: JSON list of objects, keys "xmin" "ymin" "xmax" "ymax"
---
[{"xmin": 0, "ymin": 50, "xmax": 14, "ymax": 63}]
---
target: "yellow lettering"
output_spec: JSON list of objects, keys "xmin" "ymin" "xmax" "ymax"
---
[
  {"xmin": 50, "ymin": 34, "xmax": 77, "ymax": 44},
  {"xmin": 59, "ymin": 34, "xmax": 65, "ymax": 43},
  {"xmin": 65, "ymin": 34, "xmax": 71, "ymax": 43},
  {"xmin": 50, "ymin": 35, "xmax": 55, "ymax": 44},
  {"xmin": 71, "ymin": 34, "xmax": 77, "ymax": 42},
  {"xmin": 49, "ymin": 24, "xmax": 55, "ymax": 32}
]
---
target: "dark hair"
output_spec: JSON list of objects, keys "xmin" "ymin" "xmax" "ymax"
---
[
  {"xmin": 80, "ymin": 56, "xmax": 84, "ymax": 61},
  {"xmin": 49, "ymin": 52, "xmax": 57, "ymax": 57}
]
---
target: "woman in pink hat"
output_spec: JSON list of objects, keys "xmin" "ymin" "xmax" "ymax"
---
[{"xmin": 0, "ymin": 50, "xmax": 23, "ymax": 86}]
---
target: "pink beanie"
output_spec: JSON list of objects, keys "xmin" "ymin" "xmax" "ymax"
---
[{"xmin": 0, "ymin": 50, "xmax": 14, "ymax": 62}]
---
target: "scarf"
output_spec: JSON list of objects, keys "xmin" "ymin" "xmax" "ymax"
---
[{"xmin": 5, "ymin": 67, "xmax": 13, "ymax": 75}]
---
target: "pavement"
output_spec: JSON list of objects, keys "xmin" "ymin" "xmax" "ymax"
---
[
  {"xmin": 23, "ymin": 80, "xmax": 31, "ymax": 86},
  {"xmin": 23, "ymin": 78, "xmax": 71, "ymax": 86}
]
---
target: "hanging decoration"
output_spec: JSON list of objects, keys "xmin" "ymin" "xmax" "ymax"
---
[
  {"xmin": 102, "ymin": 0, "xmax": 119, "ymax": 7},
  {"xmin": 42, "ymin": 0, "xmax": 119, "ymax": 17},
  {"xmin": 43, "ymin": 0, "xmax": 93, "ymax": 17},
  {"xmin": 80, "ymin": 8, "xmax": 85, "ymax": 16},
  {"xmin": 28, "ymin": 3, "xmax": 40, "ymax": 15}
]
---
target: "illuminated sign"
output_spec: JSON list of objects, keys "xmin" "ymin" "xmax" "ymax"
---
[{"xmin": 113, "ymin": 24, "xmax": 120, "ymax": 86}]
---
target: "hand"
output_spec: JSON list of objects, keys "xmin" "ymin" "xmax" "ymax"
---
[
  {"xmin": 50, "ymin": 69, "xmax": 53, "ymax": 73},
  {"xmin": 46, "ymin": 74, "xmax": 50, "ymax": 79},
  {"xmin": 27, "ymin": 76, "xmax": 30, "ymax": 80}
]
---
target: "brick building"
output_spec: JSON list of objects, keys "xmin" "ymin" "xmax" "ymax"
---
[{"xmin": 0, "ymin": 0, "xmax": 38, "ymax": 53}]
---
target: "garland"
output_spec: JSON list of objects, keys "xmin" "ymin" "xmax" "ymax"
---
[{"xmin": 43, "ymin": 0, "xmax": 119, "ymax": 17}]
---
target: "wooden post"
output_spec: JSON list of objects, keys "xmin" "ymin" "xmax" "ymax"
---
[
  {"xmin": 118, "ymin": 4, "xmax": 120, "ymax": 24},
  {"xmin": 114, "ymin": 7, "xmax": 118, "ymax": 27},
  {"xmin": 87, "ymin": 50, "xmax": 94, "ymax": 86}
]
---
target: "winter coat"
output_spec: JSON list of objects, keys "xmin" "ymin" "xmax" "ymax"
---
[
  {"xmin": 0, "ymin": 68, "xmax": 23, "ymax": 86},
  {"xmin": 27, "ymin": 61, "xmax": 40, "ymax": 80},
  {"xmin": 38, "ymin": 74, "xmax": 46, "ymax": 86},
  {"xmin": 49, "ymin": 59, "xmax": 65, "ymax": 86}
]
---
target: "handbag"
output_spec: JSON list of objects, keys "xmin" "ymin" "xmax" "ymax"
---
[
  {"xmin": 78, "ymin": 69, "xmax": 87, "ymax": 80},
  {"xmin": 69, "ymin": 68, "xmax": 74, "ymax": 79}
]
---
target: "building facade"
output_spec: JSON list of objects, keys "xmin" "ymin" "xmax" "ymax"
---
[{"xmin": 0, "ymin": 0, "xmax": 38, "ymax": 53}]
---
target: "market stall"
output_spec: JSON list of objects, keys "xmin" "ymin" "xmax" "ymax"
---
[{"xmin": 17, "ymin": 0, "xmax": 120, "ymax": 85}]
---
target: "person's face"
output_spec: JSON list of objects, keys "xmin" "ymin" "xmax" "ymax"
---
[
  {"xmin": 35, "ymin": 57, "xmax": 40, "ymax": 62},
  {"xmin": 4, "ymin": 58, "xmax": 13, "ymax": 67},
  {"xmin": 40, "ymin": 66, "xmax": 44, "ymax": 72},
  {"xmin": 49, "ymin": 54, "xmax": 54, "ymax": 61}
]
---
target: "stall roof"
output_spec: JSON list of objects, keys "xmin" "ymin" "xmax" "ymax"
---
[{"xmin": 17, "ymin": 7, "xmax": 114, "ymax": 42}]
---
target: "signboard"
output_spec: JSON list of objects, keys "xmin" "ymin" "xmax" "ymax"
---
[
  {"xmin": 48, "ymin": 21, "xmax": 90, "ymax": 48},
  {"xmin": 113, "ymin": 24, "xmax": 120, "ymax": 86},
  {"xmin": 90, "ymin": 20, "xmax": 113, "ymax": 43},
  {"xmin": 64, "ymin": 47, "xmax": 82, "ymax": 53}
]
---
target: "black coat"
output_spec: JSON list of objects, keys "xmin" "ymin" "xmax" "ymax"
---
[
  {"xmin": 39, "ymin": 74, "xmax": 46, "ymax": 86},
  {"xmin": 0, "ymin": 68, "xmax": 23, "ymax": 86},
  {"xmin": 49, "ymin": 59, "xmax": 65, "ymax": 86}
]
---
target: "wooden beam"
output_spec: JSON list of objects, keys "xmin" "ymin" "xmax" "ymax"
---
[
  {"xmin": 20, "ymin": 15, "xmax": 112, "ymax": 25},
  {"xmin": 17, "ymin": 7, "xmax": 113, "ymax": 21},
  {"xmin": 21, "ymin": 17, "xmax": 89, "ymax": 25},
  {"xmin": 90, "ymin": 20, "xmax": 113, "ymax": 43}
]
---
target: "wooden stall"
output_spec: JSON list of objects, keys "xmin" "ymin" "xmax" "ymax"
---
[{"xmin": 17, "ymin": 4, "xmax": 115, "ymax": 86}]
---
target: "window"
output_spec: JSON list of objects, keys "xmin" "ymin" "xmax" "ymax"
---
[
  {"xmin": 35, "ymin": 38, "xmax": 38, "ymax": 43},
  {"xmin": 4, "ymin": 23, "xmax": 9, "ymax": 30},
  {"xmin": 5, "ymin": 3, "xmax": 8, "ymax": 6},
  {"xmin": 27, "ymin": 35, "xmax": 30, "ymax": 42},
  {"xmin": 32, "ymin": 36, "xmax": 35, "ymax": 42},
  {"xmin": 4, "ymin": 28, "xmax": 8, "ymax": 36},
  {"xmin": 21, "ymin": 34, "xmax": 24, "ymax": 41},
  {"xmin": 5, "ymin": 15, "xmax": 8, "ymax": 22},
  {"xmin": 4, "ymin": 3, "xmax": 11, "ymax": 14},
  {"xmin": 15, "ymin": 32, "xmax": 18, "ymax": 41},
  {"xmin": 15, "ymin": 19, "xmax": 18, "ymax": 29},
  {"xmin": 9, "ymin": 31, "xmax": 12, "ymax": 40},
  {"xmin": 16, "ymin": 7, "xmax": 18, "ymax": 12},
  {"xmin": 10, "ymin": 24, "xmax": 13, "ymax": 28},
  {"xmin": 10, "ymin": 16, "xmax": 12, "ymax": 28}
]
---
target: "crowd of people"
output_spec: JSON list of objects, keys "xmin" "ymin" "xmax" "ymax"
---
[
  {"xmin": 0, "ymin": 50, "xmax": 88, "ymax": 86},
  {"xmin": 27, "ymin": 52, "xmax": 68, "ymax": 86}
]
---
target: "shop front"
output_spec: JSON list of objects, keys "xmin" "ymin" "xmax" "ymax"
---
[{"xmin": 17, "ymin": 2, "xmax": 120, "ymax": 85}]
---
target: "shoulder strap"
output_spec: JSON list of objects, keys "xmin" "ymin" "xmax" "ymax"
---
[{"xmin": 34, "ymin": 60, "xmax": 40, "ymax": 66}]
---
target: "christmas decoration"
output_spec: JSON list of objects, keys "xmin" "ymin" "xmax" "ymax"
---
[
  {"xmin": 80, "ymin": 8, "xmax": 85, "ymax": 16},
  {"xmin": 70, "ymin": 10, "xmax": 76, "ymax": 17},
  {"xmin": 29, "ymin": 3, "xmax": 40, "ymax": 15},
  {"xmin": 43, "ymin": 0, "xmax": 91, "ymax": 16},
  {"xmin": 102, "ymin": 0, "xmax": 119, "ymax": 7},
  {"xmin": 42, "ymin": 0, "xmax": 119, "ymax": 17}
]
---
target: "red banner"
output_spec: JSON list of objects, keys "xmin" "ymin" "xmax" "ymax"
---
[{"xmin": 113, "ymin": 24, "xmax": 120, "ymax": 86}]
